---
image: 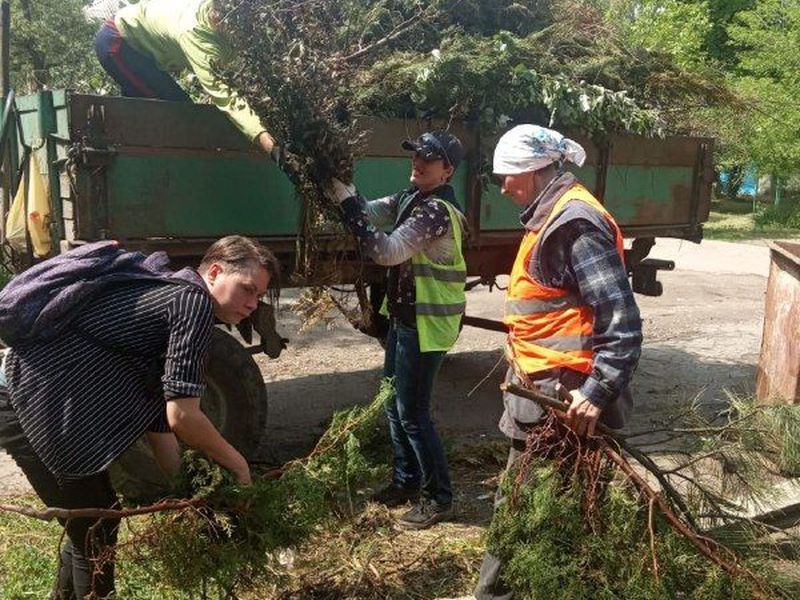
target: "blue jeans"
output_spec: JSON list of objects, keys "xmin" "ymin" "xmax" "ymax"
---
[
  {"xmin": 383, "ymin": 321, "xmax": 452, "ymax": 506},
  {"xmin": 95, "ymin": 21, "xmax": 190, "ymax": 101}
]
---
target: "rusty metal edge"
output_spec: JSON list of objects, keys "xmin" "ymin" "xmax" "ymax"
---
[{"xmin": 768, "ymin": 241, "xmax": 800, "ymax": 273}]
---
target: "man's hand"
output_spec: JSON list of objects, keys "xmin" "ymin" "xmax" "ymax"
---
[
  {"xmin": 257, "ymin": 131, "xmax": 276, "ymax": 154},
  {"xmin": 232, "ymin": 462, "xmax": 252, "ymax": 486},
  {"xmin": 269, "ymin": 143, "xmax": 302, "ymax": 185},
  {"xmin": 167, "ymin": 397, "xmax": 252, "ymax": 486},
  {"xmin": 564, "ymin": 388, "xmax": 602, "ymax": 437},
  {"xmin": 325, "ymin": 178, "xmax": 357, "ymax": 205}
]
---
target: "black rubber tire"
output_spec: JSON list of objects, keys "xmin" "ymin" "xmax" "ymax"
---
[
  {"xmin": 201, "ymin": 328, "xmax": 268, "ymax": 458},
  {"xmin": 109, "ymin": 328, "xmax": 268, "ymax": 503}
]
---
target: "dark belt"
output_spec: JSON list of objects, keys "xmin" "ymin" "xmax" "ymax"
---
[{"xmin": 389, "ymin": 305, "xmax": 417, "ymax": 329}]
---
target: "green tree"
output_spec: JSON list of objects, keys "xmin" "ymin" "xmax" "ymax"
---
[
  {"xmin": 727, "ymin": 0, "xmax": 800, "ymax": 178},
  {"xmin": 703, "ymin": 0, "xmax": 756, "ymax": 64},
  {"xmin": 608, "ymin": 0, "xmax": 713, "ymax": 70},
  {"xmin": 9, "ymin": 0, "xmax": 110, "ymax": 93}
]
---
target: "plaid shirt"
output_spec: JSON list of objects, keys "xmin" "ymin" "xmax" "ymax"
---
[{"xmin": 527, "ymin": 174, "xmax": 643, "ymax": 409}]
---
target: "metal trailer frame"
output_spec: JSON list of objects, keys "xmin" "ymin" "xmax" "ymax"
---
[{"xmin": 2, "ymin": 92, "xmax": 714, "ymax": 302}]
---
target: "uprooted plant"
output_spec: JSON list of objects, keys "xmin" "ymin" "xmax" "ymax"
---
[
  {"xmin": 1, "ymin": 378, "xmax": 394, "ymax": 598},
  {"xmin": 487, "ymin": 384, "xmax": 800, "ymax": 600}
]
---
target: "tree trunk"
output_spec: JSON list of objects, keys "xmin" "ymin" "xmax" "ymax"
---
[{"xmin": 771, "ymin": 174, "xmax": 784, "ymax": 207}]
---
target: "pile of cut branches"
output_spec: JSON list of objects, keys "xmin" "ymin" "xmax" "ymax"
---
[
  {"xmin": 102, "ymin": 378, "xmax": 391, "ymax": 596},
  {"xmin": 213, "ymin": 0, "xmax": 733, "ymax": 329},
  {"xmin": 487, "ymin": 385, "xmax": 800, "ymax": 599}
]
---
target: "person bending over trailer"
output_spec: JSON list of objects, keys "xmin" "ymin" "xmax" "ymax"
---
[
  {"xmin": 94, "ymin": 0, "xmax": 279, "ymax": 158},
  {"xmin": 0, "ymin": 235, "xmax": 277, "ymax": 599},
  {"xmin": 326, "ymin": 131, "xmax": 467, "ymax": 530},
  {"xmin": 473, "ymin": 125, "xmax": 643, "ymax": 599}
]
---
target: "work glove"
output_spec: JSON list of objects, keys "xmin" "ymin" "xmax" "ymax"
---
[
  {"xmin": 250, "ymin": 302, "xmax": 289, "ymax": 359},
  {"xmin": 269, "ymin": 144, "xmax": 301, "ymax": 186},
  {"xmin": 325, "ymin": 178, "xmax": 358, "ymax": 205}
]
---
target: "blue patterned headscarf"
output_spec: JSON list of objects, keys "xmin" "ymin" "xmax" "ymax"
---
[{"xmin": 493, "ymin": 125, "xmax": 586, "ymax": 175}]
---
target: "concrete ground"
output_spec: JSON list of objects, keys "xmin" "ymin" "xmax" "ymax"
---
[
  {"xmin": 0, "ymin": 238, "xmax": 775, "ymax": 495},
  {"xmin": 254, "ymin": 237, "xmax": 773, "ymax": 464}
]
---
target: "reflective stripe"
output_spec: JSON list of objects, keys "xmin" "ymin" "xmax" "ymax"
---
[
  {"xmin": 413, "ymin": 263, "xmax": 466, "ymax": 283},
  {"xmin": 416, "ymin": 302, "xmax": 466, "ymax": 316},
  {"xmin": 525, "ymin": 334, "xmax": 592, "ymax": 351},
  {"xmin": 505, "ymin": 295, "xmax": 581, "ymax": 316}
]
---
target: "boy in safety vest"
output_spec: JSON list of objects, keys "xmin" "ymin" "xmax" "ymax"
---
[
  {"xmin": 474, "ymin": 125, "xmax": 643, "ymax": 599},
  {"xmin": 327, "ymin": 131, "xmax": 467, "ymax": 530}
]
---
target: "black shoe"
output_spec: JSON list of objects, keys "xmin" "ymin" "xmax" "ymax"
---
[
  {"xmin": 397, "ymin": 498, "xmax": 453, "ymax": 530},
  {"xmin": 371, "ymin": 483, "xmax": 420, "ymax": 507}
]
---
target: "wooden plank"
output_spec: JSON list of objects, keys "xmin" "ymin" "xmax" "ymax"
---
[{"xmin": 68, "ymin": 94, "xmax": 255, "ymax": 151}]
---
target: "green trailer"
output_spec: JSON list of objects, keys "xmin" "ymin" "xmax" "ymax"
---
[
  {"xmin": 5, "ymin": 91, "xmax": 712, "ymax": 286},
  {"xmin": 0, "ymin": 90, "xmax": 714, "ymax": 479}
]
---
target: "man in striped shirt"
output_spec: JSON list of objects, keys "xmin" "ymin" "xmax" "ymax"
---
[{"xmin": 0, "ymin": 235, "xmax": 276, "ymax": 599}]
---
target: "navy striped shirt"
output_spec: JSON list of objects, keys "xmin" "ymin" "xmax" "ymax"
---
[{"xmin": 6, "ymin": 279, "xmax": 213, "ymax": 477}]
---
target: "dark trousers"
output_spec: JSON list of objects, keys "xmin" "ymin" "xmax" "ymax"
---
[
  {"xmin": 383, "ymin": 321, "xmax": 452, "ymax": 506},
  {"xmin": 473, "ymin": 441, "xmax": 525, "ymax": 600},
  {"xmin": 95, "ymin": 20, "xmax": 190, "ymax": 102},
  {"xmin": 0, "ymin": 392, "xmax": 120, "ymax": 599}
]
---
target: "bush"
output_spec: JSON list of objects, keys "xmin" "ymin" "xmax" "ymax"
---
[{"xmin": 754, "ymin": 200, "xmax": 800, "ymax": 229}]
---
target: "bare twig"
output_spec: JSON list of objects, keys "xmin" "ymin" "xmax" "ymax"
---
[
  {"xmin": 648, "ymin": 496, "xmax": 659, "ymax": 582},
  {"xmin": 467, "ymin": 352, "xmax": 505, "ymax": 398},
  {"xmin": 602, "ymin": 443, "xmax": 777, "ymax": 600},
  {"xmin": 336, "ymin": 10, "xmax": 426, "ymax": 63},
  {"xmin": 0, "ymin": 498, "xmax": 207, "ymax": 523}
]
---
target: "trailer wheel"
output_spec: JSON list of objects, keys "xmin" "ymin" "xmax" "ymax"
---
[
  {"xmin": 202, "ymin": 328, "xmax": 268, "ymax": 455},
  {"xmin": 109, "ymin": 328, "xmax": 268, "ymax": 504}
]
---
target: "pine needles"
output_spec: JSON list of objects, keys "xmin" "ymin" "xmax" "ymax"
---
[
  {"xmin": 117, "ymin": 378, "xmax": 394, "ymax": 596},
  {"xmin": 486, "ymin": 389, "xmax": 800, "ymax": 600},
  {"xmin": 211, "ymin": 0, "xmax": 733, "ymax": 326}
]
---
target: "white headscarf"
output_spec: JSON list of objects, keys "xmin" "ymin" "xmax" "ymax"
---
[{"xmin": 493, "ymin": 124, "xmax": 586, "ymax": 175}]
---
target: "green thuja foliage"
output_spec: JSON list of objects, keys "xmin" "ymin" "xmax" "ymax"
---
[
  {"xmin": 486, "ymin": 459, "xmax": 760, "ymax": 600},
  {"xmin": 128, "ymin": 378, "xmax": 393, "ymax": 595}
]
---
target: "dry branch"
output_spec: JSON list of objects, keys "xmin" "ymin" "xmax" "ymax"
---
[
  {"xmin": 500, "ymin": 381, "xmax": 789, "ymax": 599},
  {"xmin": 504, "ymin": 381, "xmax": 697, "ymax": 526},
  {"xmin": 0, "ymin": 498, "xmax": 206, "ymax": 523}
]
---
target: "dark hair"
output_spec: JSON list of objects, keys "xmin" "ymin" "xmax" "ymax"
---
[{"xmin": 199, "ymin": 235, "xmax": 280, "ymax": 297}]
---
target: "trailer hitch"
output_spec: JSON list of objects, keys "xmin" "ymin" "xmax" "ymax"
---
[{"xmin": 631, "ymin": 258, "xmax": 675, "ymax": 297}]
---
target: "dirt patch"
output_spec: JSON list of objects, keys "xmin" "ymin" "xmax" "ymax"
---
[
  {"xmin": 255, "ymin": 250, "xmax": 769, "ymax": 465},
  {"xmin": 260, "ymin": 441, "xmax": 507, "ymax": 599},
  {"xmin": 0, "ymin": 456, "xmax": 29, "ymax": 497}
]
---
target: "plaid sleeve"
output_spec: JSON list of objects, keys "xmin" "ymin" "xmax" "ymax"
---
[{"xmin": 543, "ymin": 219, "xmax": 642, "ymax": 409}]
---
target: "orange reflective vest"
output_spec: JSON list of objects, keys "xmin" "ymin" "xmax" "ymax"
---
[{"xmin": 504, "ymin": 183, "xmax": 625, "ymax": 375}]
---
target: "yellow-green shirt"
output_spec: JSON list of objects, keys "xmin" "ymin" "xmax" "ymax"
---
[{"xmin": 115, "ymin": 0, "xmax": 265, "ymax": 142}]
